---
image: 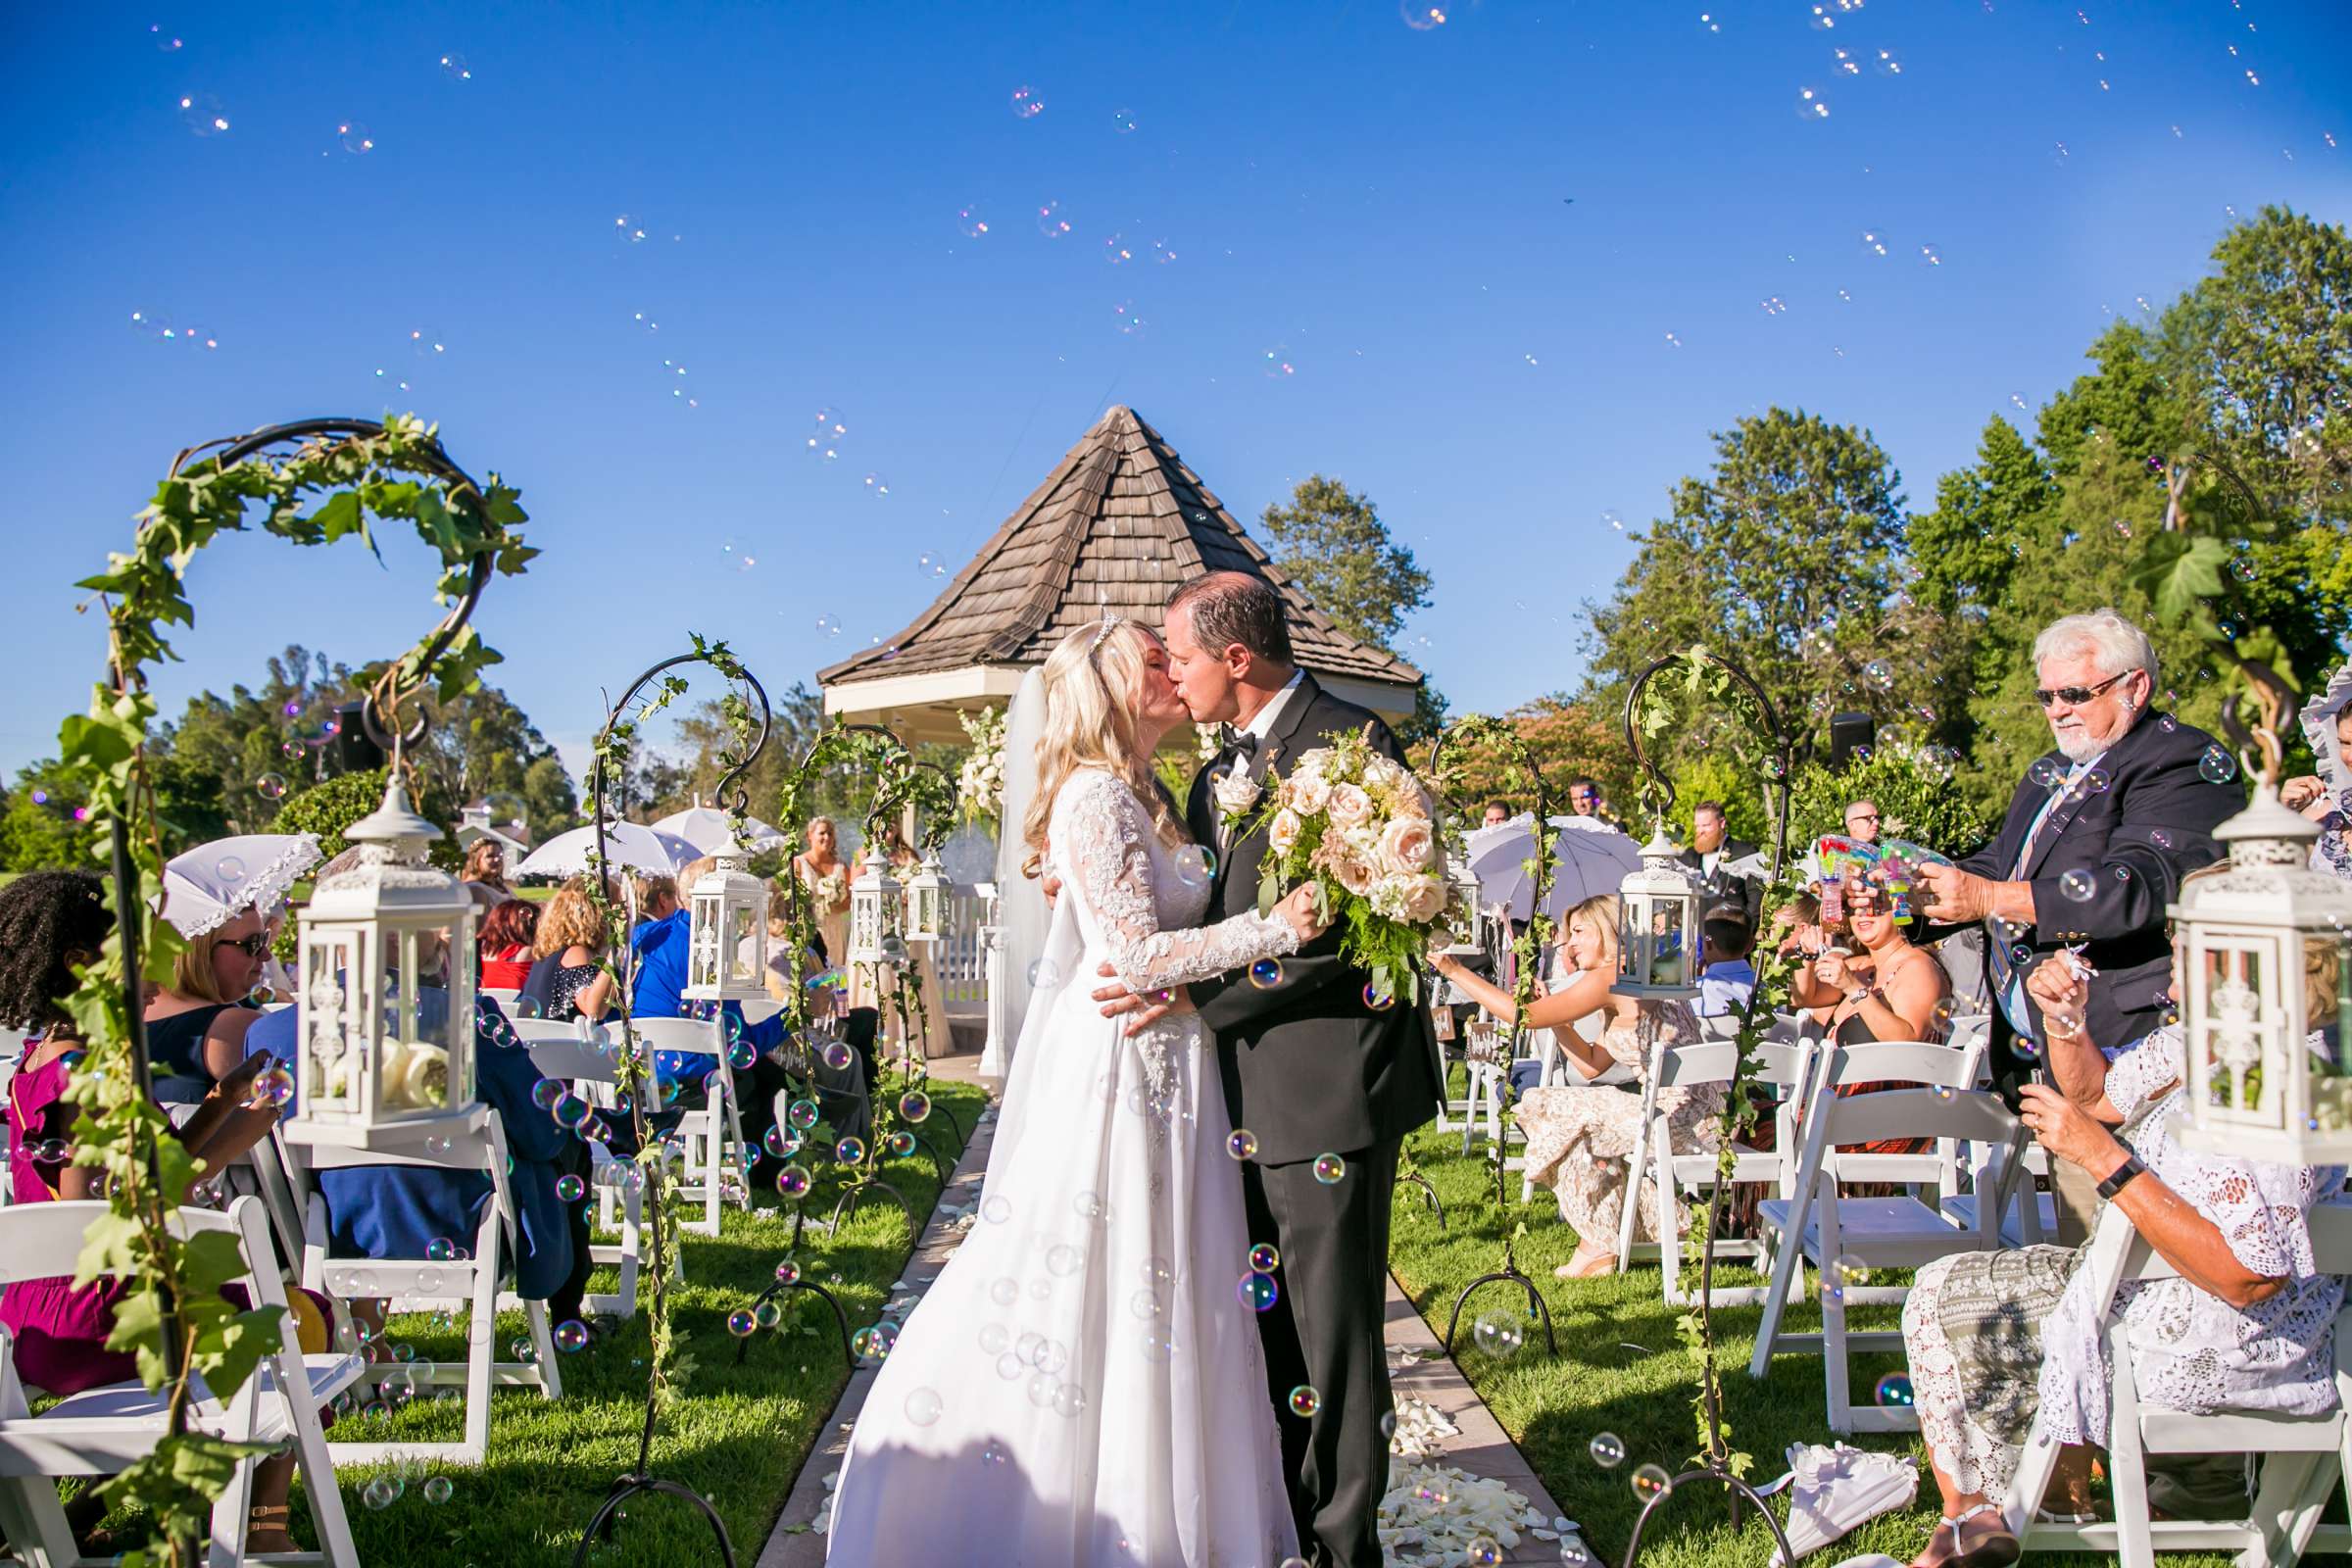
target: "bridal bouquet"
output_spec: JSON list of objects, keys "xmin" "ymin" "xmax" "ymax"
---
[{"xmin": 1221, "ymin": 726, "xmax": 1447, "ymax": 1005}]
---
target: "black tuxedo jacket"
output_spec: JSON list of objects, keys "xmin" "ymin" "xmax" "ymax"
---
[
  {"xmin": 1674, "ymin": 837, "xmax": 1762, "ymax": 920},
  {"xmin": 1949, "ymin": 709, "xmax": 2239, "ymax": 1087},
  {"xmin": 1185, "ymin": 674, "xmax": 1444, "ymax": 1166}
]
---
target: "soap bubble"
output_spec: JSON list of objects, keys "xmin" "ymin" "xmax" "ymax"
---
[
  {"xmin": 1009, "ymin": 84, "xmax": 1043, "ymax": 119},
  {"xmin": 1111, "ymin": 107, "xmax": 1137, "ymax": 133},
  {"xmin": 1875, "ymin": 1372, "xmax": 1915, "ymax": 1406},
  {"xmin": 2199, "ymin": 747, "xmax": 2237, "ymax": 785},
  {"xmin": 823, "ymin": 1042, "xmax": 854, "ymax": 1071},
  {"xmin": 1312, "ymin": 1152, "xmax": 1347, "ymax": 1185},
  {"xmin": 1035, "ymin": 201, "xmax": 1071, "ymax": 240},
  {"xmin": 1468, "ymin": 1539, "xmax": 1503, "ymax": 1567},
  {"xmin": 2029, "ymin": 758, "xmax": 2065, "ymax": 790},
  {"xmin": 726, "ymin": 1308, "xmax": 757, "ymax": 1337},
  {"xmin": 885, "ymin": 1129, "xmax": 916, "ymax": 1157},
  {"xmin": 956, "ymin": 205, "xmax": 990, "ymax": 238},
  {"xmin": 2059, "ymin": 868, "xmax": 2096, "ymax": 903},
  {"xmin": 439, "ymin": 52, "xmax": 471, "ymax": 80},
  {"xmin": 905, "ymin": 1387, "xmax": 945, "ymax": 1425},
  {"xmin": 1863, "ymin": 659, "xmax": 1894, "ymax": 691},
  {"xmin": 218, "ymin": 855, "xmax": 248, "ymax": 882},
  {"xmin": 900, "ymin": 1090, "xmax": 931, "ymax": 1122},
  {"xmin": 1471, "ymin": 1313, "xmax": 1525, "ymax": 1359},
  {"xmin": 150, "ymin": 24, "xmax": 182, "ymax": 51},
  {"xmin": 1361, "ymin": 982, "xmax": 1395, "ymax": 1012},
  {"xmin": 774, "ymin": 1258, "xmax": 802, "ymax": 1287},
  {"xmin": 1795, "ymin": 85, "xmax": 1831, "ymax": 122},
  {"xmin": 775, "ymin": 1164, "xmax": 811, "ymax": 1198},
  {"xmin": 787, "ymin": 1098, "xmax": 819, "ymax": 1129},
  {"xmin": 556, "ymin": 1173, "xmax": 585, "ymax": 1202},
  {"xmin": 1590, "ymin": 1431, "xmax": 1627, "ymax": 1467},
  {"xmin": 426, "ymin": 1237, "xmax": 456, "ymax": 1261},
  {"xmin": 338, "ymin": 120, "xmax": 375, "ymax": 154},
  {"xmin": 178, "ymin": 92, "xmax": 230, "ymax": 136},
  {"xmin": 1047, "ymin": 1244, "xmax": 1084, "ymax": 1276},
  {"xmin": 835, "ymin": 1136, "xmax": 866, "ymax": 1164},
  {"xmin": 1054, "ymin": 1384, "xmax": 1087, "ymax": 1419},
  {"xmin": 983, "ymin": 1195, "xmax": 1011, "ymax": 1223},
  {"xmin": 255, "ymin": 772, "xmax": 287, "ymax": 801},
  {"xmin": 1249, "ymin": 958, "xmax": 1284, "ymax": 989},
  {"xmin": 1249, "ymin": 1243, "xmax": 1280, "ymax": 1273},
  {"xmin": 2081, "ymin": 768, "xmax": 2111, "ymax": 795},
  {"xmin": 362, "ymin": 1477, "xmax": 398, "ymax": 1510},
  {"xmin": 422, "ymin": 1475, "xmax": 453, "ymax": 1504},
  {"xmin": 1632, "ymin": 1463, "xmax": 1674, "ymax": 1502},
  {"xmin": 1227, "ymin": 1129, "xmax": 1259, "ymax": 1159},
  {"xmin": 1287, "ymin": 1384, "xmax": 1321, "ymax": 1417},
  {"xmin": 1171, "ymin": 845, "xmax": 1215, "ymax": 888},
  {"xmin": 1239, "ymin": 1272, "xmax": 1280, "ymax": 1311},
  {"xmin": 1028, "ymin": 958, "xmax": 1062, "ymax": 988},
  {"xmin": 245, "ymin": 1066, "xmax": 295, "ymax": 1109},
  {"xmin": 554, "ymin": 1319, "xmax": 589, "ymax": 1353},
  {"xmin": 1822, "ymin": 1253, "xmax": 1871, "ymax": 1305},
  {"xmin": 1401, "ymin": 1, "xmax": 1448, "ymax": 28}
]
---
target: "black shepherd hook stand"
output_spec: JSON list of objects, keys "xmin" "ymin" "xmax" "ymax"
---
[
  {"xmin": 1614, "ymin": 648, "xmax": 1797, "ymax": 1563},
  {"xmin": 1424, "ymin": 717, "xmax": 1561, "ymax": 1360},
  {"xmin": 1396, "ymin": 1156, "xmax": 1446, "ymax": 1230},
  {"xmin": 732, "ymin": 1271, "xmax": 858, "ymax": 1368},
  {"xmin": 107, "ymin": 418, "xmax": 494, "ymax": 1563},
  {"xmin": 578, "ymin": 647, "xmax": 808, "ymax": 1568}
]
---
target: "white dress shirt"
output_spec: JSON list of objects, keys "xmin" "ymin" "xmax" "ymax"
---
[{"xmin": 1239, "ymin": 669, "xmax": 1306, "ymax": 744}]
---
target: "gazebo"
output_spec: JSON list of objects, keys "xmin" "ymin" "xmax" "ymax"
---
[{"xmin": 816, "ymin": 406, "xmax": 1424, "ymax": 740}]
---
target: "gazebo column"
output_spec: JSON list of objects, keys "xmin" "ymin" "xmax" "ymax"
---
[{"xmin": 977, "ymin": 886, "xmax": 1008, "ymax": 1081}]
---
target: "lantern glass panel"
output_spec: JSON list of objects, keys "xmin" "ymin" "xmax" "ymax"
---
[
  {"xmin": 2197, "ymin": 938, "xmax": 2275, "ymax": 1111},
  {"xmin": 415, "ymin": 932, "xmax": 455, "ymax": 1056},
  {"xmin": 305, "ymin": 935, "xmax": 358, "ymax": 1113},
  {"xmin": 727, "ymin": 902, "xmax": 762, "ymax": 987}
]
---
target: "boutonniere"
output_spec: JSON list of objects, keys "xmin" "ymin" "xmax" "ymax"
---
[{"xmin": 1213, "ymin": 767, "xmax": 1263, "ymax": 819}]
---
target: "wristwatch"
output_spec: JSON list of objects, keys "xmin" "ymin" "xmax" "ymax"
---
[{"xmin": 2096, "ymin": 1151, "xmax": 2148, "ymax": 1201}]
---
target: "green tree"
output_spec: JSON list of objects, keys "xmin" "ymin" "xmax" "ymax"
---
[
  {"xmin": 271, "ymin": 766, "xmax": 460, "ymax": 868},
  {"xmin": 1788, "ymin": 743, "xmax": 1997, "ymax": 865},
  {"xmin": 1259, "ymin": 475, "xmax": 1434, "ymax": 651},
  {"xmin": 1908, "ymin": 416, "xmax": 2061, "ymax": 620},
  {"xmin": 0, "ymin": 761, "xmax": 97, "ymax": 872}
]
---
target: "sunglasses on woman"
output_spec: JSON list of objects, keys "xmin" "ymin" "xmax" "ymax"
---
[
  {"xmin": 2033, "ymin": 671, "xmax": 2130, "ymax": 708},
  {"xmin": 214, "ymin": 932, "xmax": 271, "ymax": 957}
]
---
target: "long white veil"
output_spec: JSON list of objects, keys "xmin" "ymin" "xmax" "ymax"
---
[{"xmin": 981, "ymin": 665, "xmax": 1052, "ymax": 1080}]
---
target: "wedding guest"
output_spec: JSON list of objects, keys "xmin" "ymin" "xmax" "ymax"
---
[
  {"xmin": 1677, "ymin": 801, "xmax": 1761, "ymax": 920},
  {"xmin": 460, "ymin": 838, "xmax": 514, "ymax": 902},
  {"xmin": 477, "ymin": 898, "xmax": 539, "ymax": 992},
  {"xmin": 150, "ymin": 835, "xmax": 322, "ymax": 1096},
  {"xmin": 1915, "ymin": 608, "xmax": 2237, "ymax": 1240},
  {"xmin": 1482, "ymin": 801, "xmax": 1511, "ymax": 829},
  {"xmin": 630, "ymin": 858, "xmax": 797, "ymax": 1182},
  {"xmin": 1431, "ymin": 894, "xmax": 1714, "ymax": 1279},
  {"xmin": 792, "ymin": 816, "xmax": 855, "ymax": 971},
  {"xmin": 1893, "ymin": 944, "xmax": 2345, "ymax": 1568},
  {"xmin": 0, "ymin": 871, "xmax": 320, "ymax": 1554},
  {"xmin": 1695, "ymin": 906, "xmax": 1758, "ymax": 1018},
  {"xmin": 1789, "ymin": 880, "xmax": 1954, "ymax": 1162},
  {"xmin": 1843, "ymin": 798, "xmax": 1884, "ymax": 847},
  {"xmin": 529, "ymin": 887, "xmax": 613, "ymax": 1022},
  {"xmin": 1566, "ymin": 778, "xmax": 1607, "ymax": 818}
]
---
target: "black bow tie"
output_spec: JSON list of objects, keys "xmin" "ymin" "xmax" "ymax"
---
[{"xmin": 1217, "ymin": 728, "xmax": 1261, "ymax": 766}]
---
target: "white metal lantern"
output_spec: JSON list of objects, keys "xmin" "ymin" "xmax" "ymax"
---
[
  {"xmin": 2171, "ymin": 783, "xmax": 2352, "ymax": 1162},
  {"xmin": 848, "ymin": 841, "xmax": 902, "ymax": 967},
  {"xmin": 902, "ymin": 848, "xmax": 949, "ymax": 943},
  {"xmin": 1614, "ymin": 823, "xmax": 1701, "ymax": 1000},
  {"xmin": 684, "ymin": 837, "xmax": 768, "ymax": 1003},
  {"xmin": 287, "ymin": 770, "xmax": 478, "ymax": 1149}
]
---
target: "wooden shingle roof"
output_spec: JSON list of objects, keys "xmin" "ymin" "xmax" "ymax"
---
[{"xmin": 817, "ymin": 407, "xmax": 1424, "ymax": 693}]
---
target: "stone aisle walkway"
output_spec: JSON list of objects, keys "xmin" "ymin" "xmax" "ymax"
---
[{"xmin": 760, "ymin": 1065, "xmax": 1580, "ymax": 1568}]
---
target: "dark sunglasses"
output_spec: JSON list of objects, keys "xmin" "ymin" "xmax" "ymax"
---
[
  {"xmin": 2034, "ymin": 671, "xmax": 2130, "ymax": 708},
  {"xmin": 214, "ymin": 932, "xmax": 271, "ymax": 957}
]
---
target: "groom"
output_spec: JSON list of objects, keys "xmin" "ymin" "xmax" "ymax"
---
[{"xmin": 1102, "ymin": 570, "xmax": 1443, "ymax": 1568}]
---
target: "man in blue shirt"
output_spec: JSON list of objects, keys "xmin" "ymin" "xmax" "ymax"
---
[{"xmin": 630, "ymin": 865, "xmax": 798, "ymax": 1183}]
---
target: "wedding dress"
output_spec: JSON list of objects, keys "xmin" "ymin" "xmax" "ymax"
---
[{"xmin": 828, "ymin": 767, "xmax": 1303, "ymax": 1566}]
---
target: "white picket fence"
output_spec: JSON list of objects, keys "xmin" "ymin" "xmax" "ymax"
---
[{"xmin": 936, "ymin": 886, "xmax": 994, "ymax": 1020}]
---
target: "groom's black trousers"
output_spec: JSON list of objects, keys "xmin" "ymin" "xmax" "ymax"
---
[{"xmin": 1239, "ymin": 1136, "xmax": 1400, "ymax": 1568}]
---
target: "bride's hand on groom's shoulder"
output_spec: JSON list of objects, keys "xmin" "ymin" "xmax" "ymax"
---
[{"xmin": 1093, "ymin": 962, "xmax": 1188, "ymax": 1035}]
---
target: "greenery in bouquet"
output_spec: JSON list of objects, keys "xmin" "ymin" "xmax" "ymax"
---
[{"xmin": 1223, "ymin": 726, "xmax": 1446, "ymax": 1004}]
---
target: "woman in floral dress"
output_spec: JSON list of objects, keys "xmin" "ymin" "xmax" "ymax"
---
[{"xmin": 1431, "ymin": 892, "xmax": 1715, "ymax": 1279}]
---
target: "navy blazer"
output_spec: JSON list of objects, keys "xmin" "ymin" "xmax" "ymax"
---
[{"xmin": 1954, "ymin": 709, "xmax": 2240, "ymax": 1088}]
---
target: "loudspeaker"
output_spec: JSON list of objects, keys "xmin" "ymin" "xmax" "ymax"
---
[
  {"xmin": 333, "ymin": 700, "xmax": 387, "ymax": 773},
  {"xmin": 1829, "ymin": 710, "xmax": 1877, "ymax": 770}
]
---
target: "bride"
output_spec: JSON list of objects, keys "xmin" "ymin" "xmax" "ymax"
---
[{"xmin": 826, "ymin": 614, "xmax": 1325, "ymax": 1566}]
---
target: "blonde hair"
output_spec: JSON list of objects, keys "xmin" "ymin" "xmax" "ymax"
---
[
  {"xmin": 535, "ymin": 889, "xmax": 607, "ymax": 957},
  {"xmin": 169, "ymin": 932, "xmax": 240, "ymax": 1005},
  {"xmin": 805, "ymin": 815, "xmax": 837, "ymax": 851},
  {"xmin": 1021, "ymin": 619, "xmax": 1187, "ymax": 865},
  {"xmin": 1564, "ymin": 894, "xmax": 1623, "ymax": 970}
]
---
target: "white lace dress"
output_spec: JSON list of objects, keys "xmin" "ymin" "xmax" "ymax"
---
[
  {"xmin": 1900, "ymin": 1027, "xmax": 2347, "ymax": 1496},
  {"xmin": 827, "ymin": 768, "xmax": 1302, "ymax": 1566}
]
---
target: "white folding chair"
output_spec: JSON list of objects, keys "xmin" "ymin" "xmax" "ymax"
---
[
  {"xmin": 1614, "ymin": 1037, "xmax": 1815, "ymax": 1306},
  {"xmin": 283, "ymin": 1103, "xmax": 561, "ymax": 1466},
  {"xmin": 2006, "ymin": 1200, "xmax": 2352, "ymax": 1565},
  {"xmin": 628, "ymin": 1014, "xmax": 750, "ymax": 1238},
  {"xmin": 519, "ymin": 1034, "xmax": 644, "ymax": 1319},
  {"xmin": 0, "ymin": 1198, "xmax": 365, "ymax": 1567},
  {"xmin": 1819, "ymin": 1025, "xmax": 1989, "ymax": 1201},
  {"xmin": 1747, "ymin": 1061, "xmax": 2029, "ymax": 1435},
  {"xmin": 480, "ymin": 987, "xmax": 521, "ymax": 1008}
]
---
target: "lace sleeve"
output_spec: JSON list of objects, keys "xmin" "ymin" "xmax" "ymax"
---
[
  {"xmin": 2105, "ymin": 1027, "xmax": 2184, "ymax": 1126},
  {"xmin": 2165, "ymin": 1146, "xmax": 2340, "ymax": 1281},
  {"xmin": 1056, "ymin": 770, "xmax": 1299, "ymax": 993}
]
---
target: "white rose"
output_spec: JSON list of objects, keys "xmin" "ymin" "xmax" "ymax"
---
[
  {"xmin": 1332, "ymin": 853, "xmax": 1376, "ymax": 897},
  {"xmin": 1363, "ymin": 757, "xmax": 1403, "ymax": 795},
  {"xmin": 1213, "ymin": 770, "xmax": 1263, "ymax": 816},
  {"xmin": 1328, "ymin": 783, "xmax": 1374, "ymax": 829},
  {"xmin": 1379, "ymin": 816, "xmax": 1436, "ymax": 875},
  {"xmin": 1288, "ymin": 771, "xmax": 1333, "ymax": 816},
  {"xmin": 1400, "ymin": 874, "xmax": 1447, "ymax": 924},
  {"xmin": 1267, "ymin": 808, "xmax": 1303, "ymax": 854}
]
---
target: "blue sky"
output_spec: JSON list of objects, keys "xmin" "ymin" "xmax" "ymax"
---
[{"xmin": 3, "ymin": 1, "xmax": 2346, "ymax": 781}]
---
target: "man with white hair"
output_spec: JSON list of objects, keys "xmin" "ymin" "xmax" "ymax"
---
[{"xmin": 1917, "ymin": 608, "xmax": 2239, "ymax": 1238}]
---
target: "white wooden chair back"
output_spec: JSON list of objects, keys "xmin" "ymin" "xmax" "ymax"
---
[
  {"xmin": 0, "ymin": 1198, "xmax": 363, "ymax": 1565},
  {"xmin": 1746, "ymin": 1059, "xmax": 2028, "ymax": 1435},
  {"xmin": 625, "ymin": 1014, "xmax": 749, "ymax": 1238},
  {"xmin": 279, "ymin": 1103, "xmax": 563, "ymax": 1467},
  {"xmin": 522, "ymin": 1036, "xmax": 644, "ymax": 1318},
  {"xmin": 2005, "ymin": 1200, "xmax": 2352, "ymax": 1564},
  {"xmin": 1806, "ymin": 1037, "xmax": 1984, "ymax": 1198}
]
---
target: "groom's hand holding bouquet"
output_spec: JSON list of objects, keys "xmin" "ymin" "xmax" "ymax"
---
[{"xmin": 1219, "ymin": 725, "xmax": 1449, "ymax": 1006}]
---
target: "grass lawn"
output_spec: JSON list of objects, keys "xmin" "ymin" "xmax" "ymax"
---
[
  {"xmin": 1388, "ymin": 1078, "xmax": 2352, "ymax": 1568},
  {"xmin": 266, "ymin": 1076, "xmax": 987, "ymax": 1567}
]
